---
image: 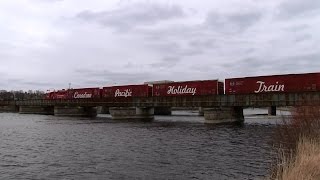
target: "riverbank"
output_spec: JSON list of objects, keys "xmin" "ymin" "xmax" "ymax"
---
[
  {"xmin": 275, "ymin": 137, "xmax": 320, "ymax": 180},
  {"xmin": 271, "ymin": 106, "xmax": 320, "ymax": 179}
]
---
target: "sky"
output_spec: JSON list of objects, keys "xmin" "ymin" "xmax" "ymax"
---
[{"xmin": 0, "ymin": 0, "xmax": 319, "ymax": 91}]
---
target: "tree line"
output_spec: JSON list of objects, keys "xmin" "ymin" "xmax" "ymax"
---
[{"xmin": 0, "ymin": 90, "xmax": 45, "ymax": 100}]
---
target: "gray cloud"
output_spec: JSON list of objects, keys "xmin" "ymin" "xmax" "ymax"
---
[
  {"xmin": 149, "ymin": 56, "xmax": 181, "ymax": 69},
  {"xmin": 236, "ymin": 53, "xmax": 320, "ymax": 77},
  {"xmin": 286, "ymin": 24, "xmax": 310, "ymax": 32},
  {"xmin": 220, "ymin": 57, "xmax": 266, "ymax": 77},
  {"xmin": 74, "ymin": 68, "xmax": 153, "ymax": 86},
  {"xmin": 278, "ymin": 0, "xmax": 320, "ymax": 19},
  {"xmin": 0, "ymin": 78, "xmax": 55, "ymax": 91},
  {"xmin": 294, "ymin": 34, "xmax": 312, "ymax": 42},
  {"xmin": 140, "ymin": 37, "xmax": 210, "ymax": 70},
  {"xmin": 272, "ymin": 54, "xmax": 320, "ymax": 74},
  {"xmin": 189, "ymin": 39, "xmax": 215, "ymax": 50},
  {"xmin": 1, "ymin": 0, "xmax": 319, "ymax": 91},
  {"xmin": 280, "ymin": 52, "xmax": 320, "ymax": 64},
  {"xmin": 205, "ymin": 11, "xmax": 262, "ymax": 33},
  {"xmin": 35, "ymin": 0, "xmax": 63, "ymax": 2},
  {"xmin": 145, "ymin": 40, "xmax": 204, "ymax": 61},
  {"xmin": 23, "ymin": 81, "xmax": 53, "ymax": 86},
  {"xmin": 76, "ymin": 2, "xmax": 185, "ymax": 31}
]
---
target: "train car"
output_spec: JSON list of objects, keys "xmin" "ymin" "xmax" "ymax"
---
[
  {"xmin": 47, "ymin": 90, "xmax": 69, "ymax": 99},
  {"xmin": 69, "ymin": 88, "xmax": 101, "ymax": 99},
  {"xmin": 225, "ymin": 72, "xmax": 320, "ymax": 94},
  {"xmin": 45, "ymin": 92, "xmax": 54, "ymax": 99},
  {"xmin": 153, "ymin": 80, "xmax": 224, "ymax": 97},
  {"xmin": 102, "ymin": 84, "xmax": 152, "ymax": 98}
]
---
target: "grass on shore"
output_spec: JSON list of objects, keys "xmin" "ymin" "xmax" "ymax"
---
[
  {"xmin": 271, "ymin": 105, "xmax": 320, "ymax": 180},
  {"xmin": 273, "ymin": 137, "xmax": 320, "ymax": 180}
]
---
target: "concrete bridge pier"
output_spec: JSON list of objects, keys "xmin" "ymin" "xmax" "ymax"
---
[
  {"xmin": 19, "ymin": 106, "xmax": 54, "ymax": 115},
  {"xmin": 154, "ymin": 107, "xmax": 172, "ymax": 115},
  {"xmin": 204, "ymin": 107, "xmax": 244, "ymax": 124},
  {"xmin": 54, "ymin": 106, "xmax": 97, "ymax": 117},
  {"xmin": 109, "ymin": 107, "xmax": 154, "ymax": 121},
  {"xmin": 97, "ymin": 106, "xmax": 110, "ymax": 114},
  {"xmin": 198, "ymin": 107, "xmax": 204, "ymax": 116},
  {"xmin": 268, "ymin": 106, "xmax": 277, "ymax": 116},
  {"xmin": 109, "ymin": 107, "xmax": 136, "ymax": 120},
  {"xmin": 136, "ymin": 107, "xmax": 154, "ymax": 122}
]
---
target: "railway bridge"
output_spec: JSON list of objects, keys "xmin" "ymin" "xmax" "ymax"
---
[{"xmin": 1, "ymin": 92, "xmax": 319, "ymax": 124}]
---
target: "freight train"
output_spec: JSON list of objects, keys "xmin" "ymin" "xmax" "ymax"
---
[{"xmin": 45, "ymin": 72, "xmax": 320, "ymax": 100}]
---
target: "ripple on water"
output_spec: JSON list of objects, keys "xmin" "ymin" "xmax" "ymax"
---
[{"xmin": 0, "ymin": 112, "xmax": 277, "ymax": 179}]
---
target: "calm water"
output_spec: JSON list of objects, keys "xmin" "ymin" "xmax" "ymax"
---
[{"xmin": 0, "ymin": 109, "xmax": 284, "ymax": 180}]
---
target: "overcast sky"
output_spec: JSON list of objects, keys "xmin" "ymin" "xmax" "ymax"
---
[{"xmin": 1, "ymin": 0, "xmax": 319, "ymax": 91}]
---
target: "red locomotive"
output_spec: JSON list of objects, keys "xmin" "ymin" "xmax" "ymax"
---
[
  {"xmin": 69, "ymin": 88, "xmax": 101, "ymax": 99},
  {"xmin": 46, "ymin": 89, "xmax": 69, "ymax": 99}
]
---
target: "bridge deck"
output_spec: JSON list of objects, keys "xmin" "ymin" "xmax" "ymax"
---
[{"xmin": 2, "ymin": 92, "xmax": 319, "ymax": 107}]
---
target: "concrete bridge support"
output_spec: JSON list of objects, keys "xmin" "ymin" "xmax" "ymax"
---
[
  {"xmin": 136, "ymin": 107, "xmax": 154, "ymax": 122},
  {"xmin": 109, "ymin": 107, "xmax": 136, "ymax": 120},
  {"xmin": 154, "ymin": 107, "xmax": 172, "ymax": 115},
  {"xmin": 19, "ymin": 106, "xmax": 54, "ymax": 115},
  {"xmin": 97, "ymin": 106, "xmax": 110, "ymax": 114},
  {"xmin": 109, "ymin": 107, "xmax": 154, "ymax": 121},
  {"xmin": 198, "ymin": 107, "xmax": 204, "ymax": 116},
  {"xmin": 268, "ymin": 106, "xmax": 277, "ymax": 116},
  {"xmin": 204, "ymin": 107, "xmax": 244, "ymax": 124},
  {"xmin": 54, "ymin": 106, "xmax": 97, "ymax": 117}
]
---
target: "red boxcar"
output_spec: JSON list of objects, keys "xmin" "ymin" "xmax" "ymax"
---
[
  {"xmin": 153, "ymin": 80, "xmax": 224, "ymax": 96},
  {"xmin": 69, "ymin": 88, "xmax": 101, "ymax": 99},
  {"xmin": 102, "ymin": 84, "xmax": 152, "ymax": 98},
  {"xmin": 225, "ymin": 72, "xmax": 320, "ymax": 94}
]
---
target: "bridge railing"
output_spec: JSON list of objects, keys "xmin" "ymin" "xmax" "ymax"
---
[
  {"xmin": 7, "ymin": 92, "xmax": 320, "ymax": 107},
  {"xmin": 0, "ymin": 100, "xmax": 16, "ymax": 106}
]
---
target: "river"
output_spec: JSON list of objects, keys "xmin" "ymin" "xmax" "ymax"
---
[{"xmin": 0, "ymin": 109, "xmax": 287, "ymax": 179}]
